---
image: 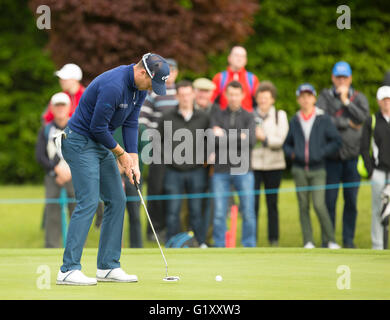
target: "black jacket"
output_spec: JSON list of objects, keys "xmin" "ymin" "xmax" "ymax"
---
[
  {"xmin": 209, "ymin": 107, "xmax": 256, "ymax": 174},
  {"xmin": 35, "ymin": 122, "xmax": 63, "ymax": 174},
  {"xmin": 317, "ymin": 87, "xmax": 369, "ymax": 160},
  {"xmin": 283, "ymin": 108, "xmax": 342, "ymax": 170},
  {"xmin": 158, "ymin": 106, "xmax": 209, "ymax": 171},
  {"xmin": 360, "ymin": 112, "xmax": 390, "ymax": 177}
]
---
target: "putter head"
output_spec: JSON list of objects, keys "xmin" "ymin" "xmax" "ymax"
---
[{"xmin": 163, "ymin": 276, "xmax": 180, "ymax": 282}]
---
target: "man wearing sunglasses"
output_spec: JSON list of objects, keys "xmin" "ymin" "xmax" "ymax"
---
[{"xmin": 56, "ymin": 53, "xmax": 170, "ymax": 286}]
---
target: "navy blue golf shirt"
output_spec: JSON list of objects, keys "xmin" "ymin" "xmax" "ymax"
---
[{"xmin": 68, "ymin": 64, "xmax": 147, "ymax": 153}]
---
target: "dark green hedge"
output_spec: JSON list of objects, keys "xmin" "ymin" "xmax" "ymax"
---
[{"xmin": 0, "ymin": 0, "xmax": 59, "ymax": 183}]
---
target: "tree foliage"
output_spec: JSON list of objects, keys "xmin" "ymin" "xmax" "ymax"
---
[
  {"xmin": 29, "ymin": 0, "xmax": 259, "ymax": 83},
  {"xmin": 235, "ymin": 0, "xmax": 390, "ymax": 116},
  {"xmin": 0, "ymin": 0, "xmax": 59, "ymax": 183}
]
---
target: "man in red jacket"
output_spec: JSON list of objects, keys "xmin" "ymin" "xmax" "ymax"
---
[
  {"xmin": 211, "ymin": 46, "xmax": 259, "ymax": 112},
  {"xmin": 42, "ymin": 63, "xmax": 85, "ymax": 124}
]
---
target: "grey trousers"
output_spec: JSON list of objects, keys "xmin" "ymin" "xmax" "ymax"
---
[
  {"xmin": 292, "ymin": 166, "xmax": 335, "ymax": 245},
  {"xmin": 44, "ymin": 174, "xmax": 75, "ymax": 248},
  {"xmin": 371, "ymin": 169, "xmax": 388, "ymax": 250}
]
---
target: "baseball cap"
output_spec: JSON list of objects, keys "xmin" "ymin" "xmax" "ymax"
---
[
  {"xmin": 377, "ymin": 86, "xmax": 390, "ymax": 100},
  {"xmin": 296, "ymin": 83, "xmax": 317, "ymax": 97},
  {"xmin": 142, "ymin": 53, "xmax": 170, "ymax": 95},
  {"xmin": 51, "ymin": 92, "xmax": 71, "ymax": 105},
  {"xmin": 55, "ymin": 63, "xmax": 83, "ymax": 81},
  {"xmin": 193, "ymin": 78, "xmax": 216, "ymax": 91},
  {"xmin": 332, "ymin": 61, "xmax": 352, "ymax": 77}
]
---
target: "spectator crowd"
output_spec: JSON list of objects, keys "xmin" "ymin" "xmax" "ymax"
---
[{"xmin": 36, "ymin": 46, "xmax": 390, "ymax": 250}]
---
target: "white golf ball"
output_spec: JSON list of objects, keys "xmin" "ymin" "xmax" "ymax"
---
[{"xmin": 215, "ymin": 275, "xmax": 223, "ymax": 282}]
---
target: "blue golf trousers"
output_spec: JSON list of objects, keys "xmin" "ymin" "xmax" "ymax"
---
[
  {"xmin": 211, "ymin": 172, "xmax": 256, "ymax": 247},
  {"xmin": 60, "ymin": 127, "xmax": 126, "ymax": 272}
]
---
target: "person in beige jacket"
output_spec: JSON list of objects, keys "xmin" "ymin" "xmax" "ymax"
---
[{"xmin": 251, "ymin": 81, "xmax": 289, "ymax": 245}]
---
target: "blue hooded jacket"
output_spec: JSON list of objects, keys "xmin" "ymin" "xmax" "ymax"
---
[{"xmin": 283, "ymin": 108, "xmax": 342, "ymax": 170}]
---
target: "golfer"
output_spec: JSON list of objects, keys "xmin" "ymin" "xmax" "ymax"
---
[{"xmin": 56, "ymin": 53, "xmax": 170, "ymax": 285}]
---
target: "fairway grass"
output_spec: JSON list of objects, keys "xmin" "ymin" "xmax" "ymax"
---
[{"xmin": 0, "ymin": 248, "xmax": 389, "ymax": 300}]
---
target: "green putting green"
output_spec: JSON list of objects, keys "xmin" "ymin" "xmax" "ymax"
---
[{"xmin": 0, "ymin": 248, "xmax": 389, "ymax": 300}]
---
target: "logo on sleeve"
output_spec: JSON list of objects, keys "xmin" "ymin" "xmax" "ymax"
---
[{"xmin": 119, "ymin": 103, "xmax": 129, "ymax": 109}]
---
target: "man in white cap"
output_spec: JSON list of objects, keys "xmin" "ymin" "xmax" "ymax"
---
[
  {"xmin": 43, "ymin": 63, "xmax": 106, "ymax": 227},
  {"xmin": 193, "ymin": 77, "xmax": 218, "ymax": 114},
  {"xmin": 36, "ymin": 92, "xmax": 74, "ymax": 248},
  {"xmin": 360, "ymin": 86, "xmax": 390, "ymax": 249},
  {"xmin": 43, "ymin": 63, "xmax": 85, "ymax": 124}
]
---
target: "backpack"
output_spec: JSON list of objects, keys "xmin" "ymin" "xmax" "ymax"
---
[
  {"xmin": 165, "ymin": 231, "xmax": 199, "ymax": 248},
  {"xmin": 357, "ymin": 114, "xmax": 376, "ymax": 178},
  {"xmin": 216, "ymin": 70, "xmax": 256, "ymax": 106}
]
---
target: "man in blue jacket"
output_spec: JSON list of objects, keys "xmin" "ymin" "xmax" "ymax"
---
[
  {"xmin": 56, "ymin": 53, "xmax": 170, "ymax": 285},
  {"xmin": 284, "ymin": 84, "xmax": 342, "ymax": 249}
]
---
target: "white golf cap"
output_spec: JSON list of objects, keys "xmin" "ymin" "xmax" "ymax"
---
[
  {"xmin": 377, "ymin": 86, "xmax": 390, "ymax": 100},
  {"xmin": 50, "ymin": 92, "xmax": 71, "ymax": 105},
  {"xmin": 55, "ymin": 63, "xmax": 82, "ymax": 81}
]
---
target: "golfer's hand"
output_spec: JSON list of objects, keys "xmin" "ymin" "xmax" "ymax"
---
[
  {"xmin": 116, "ymin": 159, "xmax": 125, "ymax": 175},
  {"xmin": 117, "ymin": 152, "xmax": 133, "ymax": 178},
  {"xmin": 130, "ymin": 166, "xmax": 141, "ymax": 185},
  {"xmin": 128, "ymin": 153, "xmax": 140, "ymax": 185}
]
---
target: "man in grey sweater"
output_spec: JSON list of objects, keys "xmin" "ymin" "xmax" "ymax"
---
[{"xmin": 316, "ymin": 61, "xmax": 369, "ymax": 248}]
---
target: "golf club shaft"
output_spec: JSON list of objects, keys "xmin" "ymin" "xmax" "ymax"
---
[{"xmin": 133, "ymin": 177, "xmax": 169, "ymax": 277}]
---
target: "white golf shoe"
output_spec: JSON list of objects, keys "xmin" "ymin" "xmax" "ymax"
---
[
  {"xmin": 328, "ymin": 242, "xmax": 341, "ymax": 249},
  {"xmin": 96, "ymin": 268, "xmax": 138, "ymax": 283},
  {"xmin": 56, "ymin": 270, "xmax": 97, "ymax": 286},
  {"xmin": 304, "ymin": 241, "xmax": 315, "ymax": 249}
]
